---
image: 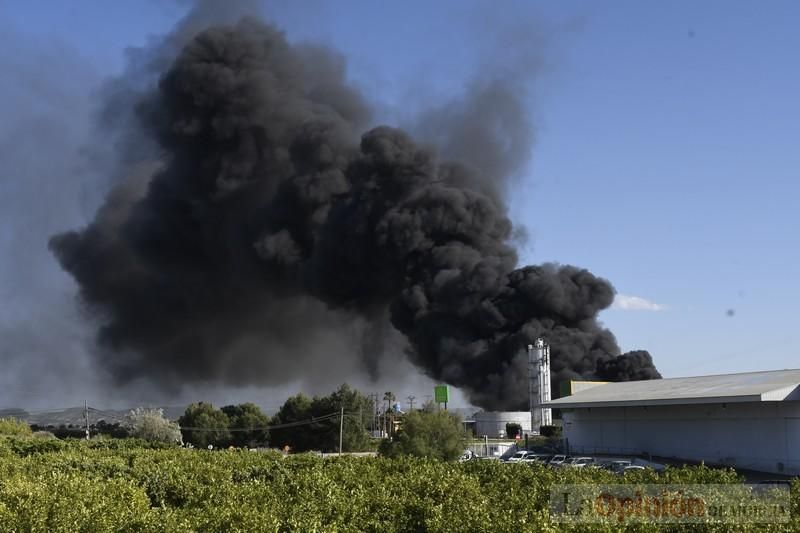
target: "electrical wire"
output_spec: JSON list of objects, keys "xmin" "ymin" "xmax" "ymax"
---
[
  {"xmin": 6, "ymin": 405, "xmax": 374, "ymax": 432},
  {"xmin": 178, "ymin": 411, "xmax": 346, "ymax": 432}
]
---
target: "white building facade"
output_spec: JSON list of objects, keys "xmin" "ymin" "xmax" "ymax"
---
[
  {"xmin": 474, "ymin": 411, "xmax": 533, "ymax": 438},
  {"xmin": 547, "ymin": 369, "xmax": 800, "ymax": 475}
]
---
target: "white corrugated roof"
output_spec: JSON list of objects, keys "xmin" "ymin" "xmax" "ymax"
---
[{"xmin": 546, "ymin": 369, "xmax": 800, "ymax": 408}]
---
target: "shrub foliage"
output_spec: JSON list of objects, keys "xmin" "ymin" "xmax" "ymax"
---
[
  {"xmin": 0, "ymin": 417, "xmax": 32, "ymax": 437},
  {"xmin": 125, "ymin": 407, "xmax": 182, "ymax": 444},
  {"xmin": 380, "ymin": 409, "xmax": 467, "ymax": 461},
  {"xmin": 0, "ymin": 435, "xmax": 796, "ymax": 532}
]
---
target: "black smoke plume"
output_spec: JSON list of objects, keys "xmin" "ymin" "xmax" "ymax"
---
[{"xmin": 51, "ymin": 17, "xmax": 660, "ymax": 410}]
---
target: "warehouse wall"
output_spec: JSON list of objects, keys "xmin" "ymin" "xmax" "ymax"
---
[{"xmin": 562, "ymin": 402, "xmax": 800, "ymax": 475}]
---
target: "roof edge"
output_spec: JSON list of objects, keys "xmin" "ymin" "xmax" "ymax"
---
[{"xmin": 545, "ymin": 394, "xmax": 766, "ymax": 409}]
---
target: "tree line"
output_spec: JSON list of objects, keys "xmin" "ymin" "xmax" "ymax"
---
[
  {"xmin": 21, "ymin": 383, "xmax": 469, "ymax": 460},
  {"xmin": 158, "ymin": 383, "xmax": 466, "ymax": 459}
]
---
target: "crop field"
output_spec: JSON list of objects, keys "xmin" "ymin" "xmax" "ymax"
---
[{"xmin": 0, "ymin": 437, "xmax": 796, "ymax": 532}]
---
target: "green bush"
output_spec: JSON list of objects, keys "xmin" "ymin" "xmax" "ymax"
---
[
  {"xmin": 539, "ymin": 424, "xmax": 561, "ymax": 438},
  {"xmin": 125, "ymin": 407, "xmax": 182, "ymax": 444},
  {"xmin": 179, "ymin": 402, "xmax": 231, "ymax": 449},
  {"xmin": 379, "ymin": 409, "xmax": 467, "ymax": 461},
  {"xmin": 5, "ymin": 435, "xmax": 68, "ymax": 456},
  {"xmin": 0, "ymin": 439, "xmax": 794, "ymax": 531},
  {"xmin": 0, "ymin": 418, "xmax": 32, "ymax": 437},
  {"xmin": 0, "ymin": 472, "xmax": 161, "ymax": 532},
  {"xmin": 506, "ymin": 422, "xmax": 522, "ymax": 439}
]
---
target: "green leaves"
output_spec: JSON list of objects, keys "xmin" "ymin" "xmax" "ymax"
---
[
  {"xmin": 178, "ymin": 402, "xmax": 232, "ymax": 449},
  {"xmin": 272, "ymin": 384, "xmax": 374, "ymax": 453},
  {"xmin": 380, "ymin": 409, "xmax": 467, "ymax": 461},
  {"xmin": 125, "ymin": 407, "xmax": 182, "ymax": 444},
  {"xmin": 221, "ymin": 403, "xmax": 270, "ymax": 448},
  {"xmin": 0, "ymin": 418, "xmax": 33, "ymax": 437},
  {"xmin": 0, "ymin": 438, "xmax": 794, "ymax": 532},
  {"xmin": 0, "ymin": 471, "xmax": 155, "ymax": 532}
]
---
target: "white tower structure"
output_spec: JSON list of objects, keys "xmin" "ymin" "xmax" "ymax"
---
[{"xmin": 528, "ymin": 338, "xmax": 552, "ymax": 433}]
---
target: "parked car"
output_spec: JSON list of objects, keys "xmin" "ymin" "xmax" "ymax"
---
[
  {"xmin": 548, "ymin": 454, "xmax": 568, "ymax": 467},
  {"xmin": 555, "ymin": 456, "xmax": 580, "ymax": 468},
  {"xmin": 504, "ymin": 450, "xmax": 535, "ymax": 463},
  {"xmin": 562, "ymin": 456, "xmax": 595, "ymax": 468},
  {"xmin": 619, "ymin": 465, "xmax": 647, "ymax": 475},
  {"xmin": 522, "ymin": 454, "xmax": 553, "ymax": 464},
  {"xmin": 565, "ymin": 457, "xmax": 595, "ymax": 468},
  {"xmin": 601, "ymin": 460, "xmax": 632, "ymax": 474}
]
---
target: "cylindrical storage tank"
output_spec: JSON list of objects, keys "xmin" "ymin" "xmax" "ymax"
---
[{"xmin": 474, "ymin": 411, "xmax": 532, "ymax": 439}]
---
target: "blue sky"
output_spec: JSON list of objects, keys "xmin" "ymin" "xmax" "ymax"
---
[{"xmin": 1, "ymin": 0, "xmax": 798, "ymax": 400}]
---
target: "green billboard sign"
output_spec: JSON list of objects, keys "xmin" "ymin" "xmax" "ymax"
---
[{"xmin": 434, "ymin": 385, "xmax": 449, "ymax": 404}]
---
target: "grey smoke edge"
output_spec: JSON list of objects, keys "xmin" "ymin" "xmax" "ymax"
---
[
  {"xmin": 0, "ymin": 26, "xmax": 107, "ymax": 408},
  {"xmin": 50, "ymin": 15, "xmax": 660, "ymax": 411}
]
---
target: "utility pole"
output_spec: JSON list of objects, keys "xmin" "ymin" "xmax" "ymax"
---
[
  {"xmin": 338, "ymin": 406, "xmax": 344, "ymax": 456},
  {"xmin": 371, "ymin": 393, "xmax": 379, "ymax": 436},
  {"xmin": 407, "ymin": 395, "xmax": 415, "ymax": 412},
  {"xmin": 84, "ymin": 400, "xmax": 90, "ymax": 440},
  {"xmin": 383, "ymin": 392, "xmax": 393, "ymax": 438}
]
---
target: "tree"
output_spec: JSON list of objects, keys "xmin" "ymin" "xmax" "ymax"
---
[
  {"xmin": 383, "ymin": 391, "xmax": 397, "ymax": 437},
  {"xmin": 272, "ymin": 385, "xmax": 374, "ymax": 453},
  {"xmin": 539, "ymin": 425, "xmax": 562, "ymax": 438},
  {"xmin": 420, "ymin": 400, "xmax": 437, "ymax": 413},
  {"xmin": 312, "ymin": 384, "xmax": 372, "ymax": 452},
  {"xmin": 178, "ymin": 403, "xmax": 230, "ymax": 449},
  {"xmin": 383, "ymin": 391, "xmax": 396, "ymax": 412},
  {"xmin": 221, "ymin": 403, "xmax": 270, "ymax": 448},
  {"xmin": 506, "ymin": 422, "xmax": 522, "ymax": 440},
  {"xmin": 124, "ymin": 408, "xmax": 181, "ymax": 444},
  {"xmin": 379, "ymin": 409, "xmax": 467, "ymax": 461},
  {"xmin": 94, "ymin": 420, "xmax": 130, "ymax": 439},
  {"xmin": 270, "ymin": 393, "xmax": 314, "ymax": 452}
]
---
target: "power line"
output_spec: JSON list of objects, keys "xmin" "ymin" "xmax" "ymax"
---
[
  {"xmin": 179, "ymin": 410, "xmax": 375, "ymax": 432},
  {"xmin": 179, "ymin": 411, "xmax": 346, "ymax": 432},
  {"xmin": 8, "ymin": 404, "xmax": 370, "ymax": 432}
]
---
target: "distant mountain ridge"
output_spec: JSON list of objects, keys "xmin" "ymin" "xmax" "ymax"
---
[{"xmin": 0, "ymin": 406, "xmax": 188, "ymax": 427}]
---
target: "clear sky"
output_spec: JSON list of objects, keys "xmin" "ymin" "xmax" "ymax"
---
[{"xmin": 1, "ymin": 1, "xmax": 798, "ymax": 406}]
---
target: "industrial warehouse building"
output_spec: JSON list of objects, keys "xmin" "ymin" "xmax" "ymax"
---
[{"xmin": 547, "ymin": 369, "xmax": 800, "ymax": 475}]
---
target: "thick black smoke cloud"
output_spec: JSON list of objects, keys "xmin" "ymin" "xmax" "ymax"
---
[{"xmin": 51, "ymin": 17, "xmax": 659, "ymax": 410}]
